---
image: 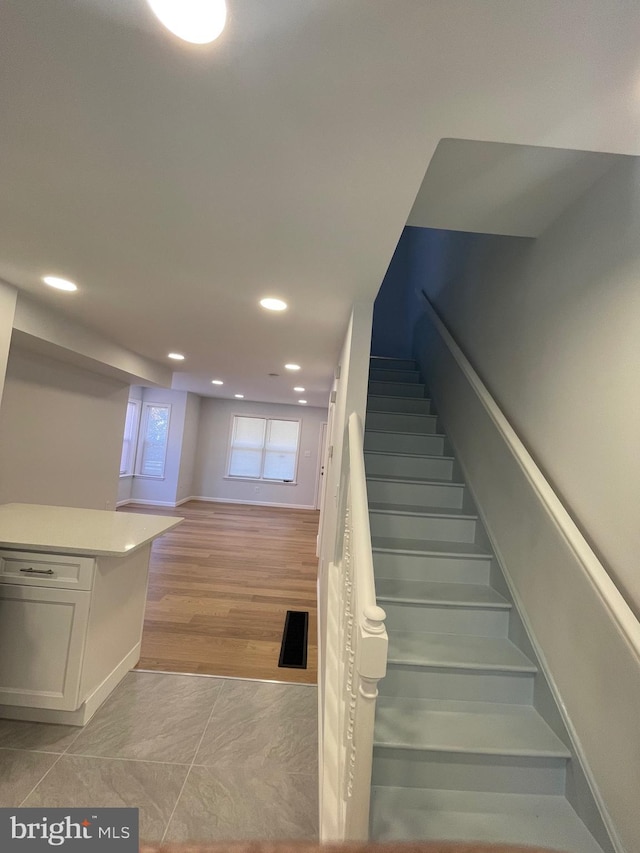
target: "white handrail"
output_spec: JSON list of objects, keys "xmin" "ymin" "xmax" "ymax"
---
[
  {"xmin": 320, "ymin": 411, "xmax": 388, "ymax": 841},
  {"xmin": 347, "ymin": 413, "xmax": 380, "ymax": 617}
]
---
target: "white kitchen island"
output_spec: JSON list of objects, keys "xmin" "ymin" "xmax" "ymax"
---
[{"xmin": 0, "ymin": 503, "xmax": 182, "ymax": 725}]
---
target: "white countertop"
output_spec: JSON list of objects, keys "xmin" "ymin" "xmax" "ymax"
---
[{"xmin": 0, "ymin": 503, "xmax": 183, "ymax": 556}]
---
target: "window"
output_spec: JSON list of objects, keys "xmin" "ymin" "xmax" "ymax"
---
[
  {"xmin": 119, "ymin": 400, "xmax": 140, "ymax": 476},
  {"xmin": 136, "ymin": 403, "xmax": 171, "ymax": 478},
  {"xmin": 227, "ymin": 415, "xmax": 300, "ymax": 482}
]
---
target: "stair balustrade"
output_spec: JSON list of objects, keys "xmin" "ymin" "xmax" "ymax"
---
[{"xmin": 320, "ymin": 411, "xmax": 388, "ymax": 841}]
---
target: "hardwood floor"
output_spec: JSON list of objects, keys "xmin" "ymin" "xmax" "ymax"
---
[{"xmin": 119, "ymin": 501, "xmax": 319, "ymax": 684}]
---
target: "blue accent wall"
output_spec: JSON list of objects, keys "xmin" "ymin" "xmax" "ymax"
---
[
  {"xmin": 370, "ymin": 233, "xmax": 411, "ymax": 358},
  {"xmin": 372, "ymin": 225, "xmax": 524, "ymax": 360}
]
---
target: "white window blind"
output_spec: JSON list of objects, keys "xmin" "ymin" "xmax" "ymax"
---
[
  {"xmin": 137, "ymin": 403, "xmax": 171, "ymax": 478},
  {"xmin": 119, "ymin": 400, "xmax": 140, "ymax": 476},
  {"xmin": 228, "ymin": 416, "xmax": 300, "ymax": 481}
]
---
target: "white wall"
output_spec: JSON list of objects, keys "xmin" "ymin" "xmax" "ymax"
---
[
  {"xmin": 413, "ymin": 304, "xmax": 639, "ymax": 853},
  {"xmin": 318, "ymin": 302, "xmax": 374, "ymax": 567},
  {"xmin": 177, "ymin": 393, "xmax": 200, "ymax": 503},
  {"xmin": 0, "ymin": 347, "xmax": 128, "ymax": 509},
  {"xmin": 12, "ymin": 293, "xmax": 172, "ymax": 387},
  {"xmin": 0, "ymin": 281, "xmax": 17, "ymax": 407},
  {"xmin": 192, "ymin": 397, "xmax": 327, "ymax": 509},
  {"xmin": 316, "ymin": 300, "xmax": 374, "ymax": 827},
  {"xmin": 416, "ymin": 157, "xmax": 640, "ymax": 618}
]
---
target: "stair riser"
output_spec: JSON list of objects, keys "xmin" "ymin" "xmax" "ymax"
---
[
  {"xmin": 379, "ymin": 664, "xmax": 535, "ymax": 705},
  {"xmin": 369, "ymin": 368, "xmax": 422, "ymax": 384},
  {"xmin": 372, "ymin": 749, "xmax": 567, "ymax": 795},
  {"xmin": 367, "ymin": 412, "xmax": 438, "ymax": 434},
  {"xmin": 367, "ymin": 479, "xmax": 464, "ymax": 509},
  {"xmin": 366, "ymin": 453, "xmax": 453, "ymax": 481},
  {"xmin": 373, "ymin": 551, "xmax": 491, "ymax": 584},
  {"xmin": 368, "ymin": 396, "xmax": 432, "ymax": 415},
  {"xmin": 381, "ymin": 602, "xmax": 509, "ymax": 637},
  {"xmin": 365, "ymin": 433, "xmax": 447, "ymax": 457},
  {"xmin": 370, "ymin": 512, "xmax": 477, "ymax": 543},
  {"xmin": 369, "ymin": 381, "xmax": 427, "ymax": 398},
  {"xmin": 370, "ymin": 357, "xmax": 418, "ymax": 372}
]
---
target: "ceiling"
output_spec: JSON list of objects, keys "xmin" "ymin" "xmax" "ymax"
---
[
  {"xmin": 408, "ymin": 140, "xmax": 626, "ymax": 238},
  {"xmin": 2, "ymin": 1, "xmax": 640, "ymax": 407}
]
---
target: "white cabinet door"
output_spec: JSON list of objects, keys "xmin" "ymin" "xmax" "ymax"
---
[{"xmin": 0, "ymin": 585, "xmax": 90, "ymax": 710}]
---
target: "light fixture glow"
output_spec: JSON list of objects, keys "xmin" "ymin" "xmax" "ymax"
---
[
  {"xmin": 260, "ymin": 297, "xmax": 287, "ymax": 312},
  {"xmin": 168, "ymin": 352, "xmax": 185, "ymax": 360},
  {"xmin": 234, "ymin": 394, "xmax": 244, "ymax": 398},
  {"xmin": 298, "ymin": 400, "xmax": 307, "ymax": 405},
  {"xmin": 211, "ymin": 379, "xmax": 224, "ymax": 385},
  {"xmin": 293, "ymin": 386, "xmax": 305, "ymax": 392},
  {"xmin": 42, "ymin": 275, "xmax": 77, "ymax": 292},
  {"xmin": 285, "ymin": 363, "xmax": 301, "ymax": 371},
  {"xmin": 147, "ymin": 0, "xmax": 227, "ymax": 45}
]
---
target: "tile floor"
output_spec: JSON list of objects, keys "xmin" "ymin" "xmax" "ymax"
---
[{"xmin": 0, "ymin": 672, "xmax": 318, "ymax": 843}]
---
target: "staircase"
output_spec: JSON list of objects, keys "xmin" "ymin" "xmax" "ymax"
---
[{"xmin": 365, "ymin": 356, "xmax": 606, "ymax": 853}]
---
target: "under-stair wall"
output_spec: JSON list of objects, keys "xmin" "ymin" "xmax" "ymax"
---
[{"xmin": 409, "ymin": 298, "xmax": 640, "ymax": 853}]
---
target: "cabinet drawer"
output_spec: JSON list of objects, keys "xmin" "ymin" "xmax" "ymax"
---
[{"xmin": 0, "ymin": 550, "xmax": 94, "ymax": 590}]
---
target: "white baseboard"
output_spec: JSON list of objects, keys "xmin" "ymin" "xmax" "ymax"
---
[
  {"xmin": 188, "ymin": 495, "xmax": 317, "ymax": 510},
  {"xmin": 120, "ymin": 499, "xmax": 180, "ymax": 508},
  {"xmin": 118, "ymin": 495, "xmax": 315, "ymax": 510}
]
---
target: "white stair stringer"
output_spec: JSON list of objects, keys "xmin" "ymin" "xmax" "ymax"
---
[{"xmin": 365, "ymin": 356, "xmax": 607, "ymax": 853}]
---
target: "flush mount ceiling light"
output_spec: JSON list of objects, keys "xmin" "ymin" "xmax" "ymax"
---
[
  {"xmin": 211, "ymin": 379, "xmax": 224, "ymax": 385},
  {"xmin": 260, "ymin": 297, "xmax": 287, "ymax": 312},
  {"xmin": 293, "ymin": 386, "xmax": 305, "ymax": 392},
  {"xmin": 168, "ymin": 352, "xmax": 185, "ymax": 360},
  {"xmin": 42, "ymin": 275, "xmax": 77, "ymax": 292},
  {"xmin": 285, "ymin": 363, "xmax": 301, "ymax": 371},
  {"xmin": 147, "ymin": 0, "xmax": 227, "ymax": 45}
]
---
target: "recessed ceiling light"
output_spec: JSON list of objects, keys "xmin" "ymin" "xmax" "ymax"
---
[
  {"xmin": 285, "ymin": 363, "xmax": 301, "ymax": 371},
  {"xmin": 293, "ymin": 386, "xmax": 305, "ymax": 392},
  {"xmin": 260, "ymin": 297, "xmax": 287, "ymax": 311},
  {"xmin": 42, "ymin": 275, "xmax": 77, "ymax": 292},
  {"xmin": 168, "ymin": 352, "xmax": 185, "ymax": 360},
  {"xmin": 298, "ymin": 399, "xmax": 307, "ymax": 405},
  {"xmin": 211, "ymin": 379, "xmax": 224, "ymax": 385},
  {"xmin": 146, "ymin": 0, "xmax": 227, "ymax": 45},
  {"xmin": 235, "ymin": 394, "xmax": 244, "ymax": 398}
]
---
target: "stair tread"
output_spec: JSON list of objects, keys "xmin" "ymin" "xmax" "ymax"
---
[
  {"xmin": 369, "ymin": 379, "xmax": 426, "ymax": 385},
  {"xmin": 368, "ymin": 395, "xmax": 431, "ymax": 403},
  {"xmin": 366, "ymin": 430, "xmax": 446, "ymax": 436},
  {"xmin": 365, "ymin": 444, "xmax": 451, "ymax": 456},
  {"xmin": 367, "ymin": 474, "xmax": 463, "ymax": 487},
  {"xmin": 376, "ymin": 579, "xmax": 510, "ymax": 608},
  {"xmin": 373, "ymin": 538, "xmax": 491, "ymax": 557},
  {"xmin": 370, "ymin": 788, "xmax": 604, "ymax": 852},
  {"xmin": 368, "ymin": 409, "xmax": 435, "ymax": 418},
  {"xmin": 369, "ymin": 364, "xmax": 420, "ymax": 382},
  {"xmin": 369, "ymin": 503, "xmax": 476, "ymax": 519},
  {"xmin": 370, "ymin": 357, "xmax": 417, "ymax": 365},
  {"xmin": 387, "ymin": 630, "xmax": 536, "ymax": 672},
  {"xmin": 375, "ymin": 697, "xmax": 570, "ymax": 757}
]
